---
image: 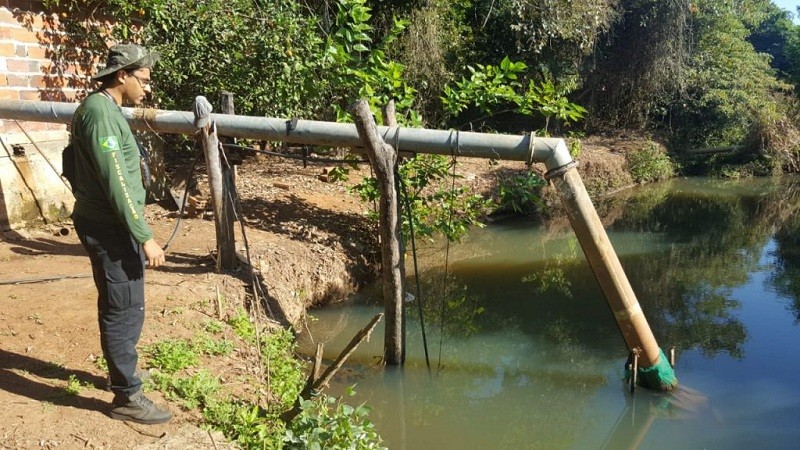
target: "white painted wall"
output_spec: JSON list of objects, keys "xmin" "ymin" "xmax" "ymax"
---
[{"xmin": 0, "ymin": 129, "xmax": 73, "ymax": 230}]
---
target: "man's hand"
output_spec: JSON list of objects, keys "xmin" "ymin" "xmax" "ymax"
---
[{"xmin": 143, "ymin": 238, "xmax": 165, "ymax": 268}]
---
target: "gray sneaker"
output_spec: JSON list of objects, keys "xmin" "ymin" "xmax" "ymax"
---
[
  {"xmin": 109, "ymin": 391, "xmax": 172, "ymax": 425},
  {"xmin": 105, "ymin": 368, "xmax": 151, "ymax": 391}
]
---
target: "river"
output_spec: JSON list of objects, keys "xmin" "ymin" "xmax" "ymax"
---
[{"xmin": 299, "ymin": 176, "xmax": 800, "ymax": 449}]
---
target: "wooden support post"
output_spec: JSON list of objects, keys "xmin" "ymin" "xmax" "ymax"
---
[
  {"xmin": 552, "ymin": 168, "xmax": 662, "ymax": 368},
  {"xmin": 383, "ymin": 99, "xmax": 398, "ymax": 127},
  {"xmin": 220, "ymin": 92, "xmax": 239, "ymax": 185},
  {"xmin": 201, "ymin": 122, "xmax": 237, "ymax": 271},
  {"xmin": 351, "ymin": 99, "xmax": 405, "ymax": 366}
]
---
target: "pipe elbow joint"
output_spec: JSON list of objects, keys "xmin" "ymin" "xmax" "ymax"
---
[{"xmin": 530, "ymin": 137, "xmax": 573, "ymax": 173}]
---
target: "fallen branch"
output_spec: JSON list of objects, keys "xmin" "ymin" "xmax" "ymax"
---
[{"xmin": 280, "ymin": 313, "xmax": 383, "ymax": 423}]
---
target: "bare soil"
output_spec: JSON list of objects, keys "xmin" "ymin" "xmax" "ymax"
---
[{"xmin": 0, "ymin": 135, "xmax": 653, "ymax": 449}]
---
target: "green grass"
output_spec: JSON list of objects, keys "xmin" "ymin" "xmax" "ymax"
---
[
  {"xmin": 144, "ymin": 338, "xmax": 199, "ymax": 374},
  {"xmin": 228, "ymin": 309, "xmax": 256, "ymax": 341},
  {"xmin": 65, "ymin": 374, "xmax": 82, "ymax": 395},
  {"xmin": 152, "ymin": 369, "xmax": 220, "ymax": 410},
  {"xmin": 203, "ymin": 319, "xmax": 225, "ymax": 334},
  {"xmin": 195, "ymin": 334, "xmax": 235, "ymax": 356}
]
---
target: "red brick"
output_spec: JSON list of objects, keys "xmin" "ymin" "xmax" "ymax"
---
[
  {"xmin": 19, "ymin": 88, "xmax": 43, "ymax": 100},
  {"xmin": 6, "ymin": 74, "xmax": 27, "ymax": 86},
  {"xmin": 0, "ymin": 74, "xmax": 6, "ymax": 86},
  {"xmin": 38, "ymin": 89, "xmax": 76, "ymax": 102},
  {"xmin": 0, "ymin": 8, "xmax": 15, "ymax": 23},
  {"xmin": 6, "ymin": 58, "xmax": 28, "ymax": 72},
  {"xmin": 27, "ymin": 13, "xmax": 45, "ymax": 29},
  {"xmin": 11, "ymin": 27, "xmax": 41, "ymax": 44},
  {"xmin": 0, "ymin": 26, "xmax": 13, "ymax": 40},
  {"xmin": 6, "ymin": 58, "xmax": 43, "ymax": 73},
  {"xmin": 6, "ymin": 10, "xmax": 38, "ymax": 30},
  {"xmin": 33, "ymin": 27, "xmax": 60, "ymax": 44},
  {"xmin": 30, "ymin": 73, "xmax": 45, "ymax": 87},
  {"xmin": 38, "ymin": 75, "xmax": 74, "ymax": 90},
  {"xmin": 26, "ymin": 44, "xmax": 46, "ymax": 59},
  {"xmin": 0, "ymin": 42, "xmax": 14, "ymax": 56},
  {"xmin": 0, "ymin": 88, "xmax": 19, "ymax": 99}
]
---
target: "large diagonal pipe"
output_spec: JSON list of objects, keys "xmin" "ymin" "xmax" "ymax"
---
[{"xmin": 0, "ymin": 99, "xmax": 676, "ymax": 390}]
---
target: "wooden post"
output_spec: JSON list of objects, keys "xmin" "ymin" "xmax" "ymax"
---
[
  {"xmin": 201, "ymin": 122, "xmax": 237, "ymax": 271},
  {"xmin": 383, "ymin": 99, "xmax": 397, "ymax": 127},
  {"xmin": 220, "ymin": 92, "xmax": 239, "ymax": 185},
  {"xmin": 552, "ymin": 168, "xmax": 662, "ymax": 368},
  {"xmin": 218, "ymin": 92, "xmax": 239, "ymax": 270},
  {"xmin": 351, "ymin": 99, "xmax": 405, "ymax": 366}
]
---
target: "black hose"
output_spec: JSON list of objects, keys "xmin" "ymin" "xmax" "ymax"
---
[
  {"xmin": 221, "ymin": 143, "xmax": 368, "ymax": 164},
  {"xmin": 162, "ymin": 150, "xmax": 202, "ymax": 251},
  {"xmin": 396, "ymin": 167, "xmax": 431, "ymax": 373}
]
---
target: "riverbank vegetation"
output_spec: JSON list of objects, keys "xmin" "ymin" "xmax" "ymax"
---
[
  {"xmin": 46, "ymin": 0, "xmax": 800, "ymax": 175},
  {"xmin": 142, "ymin": 310, "xmax": 384, "ymax": 449}
]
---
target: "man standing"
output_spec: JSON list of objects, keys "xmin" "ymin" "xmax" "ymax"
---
[{"xmin": 71, "ymin": 44, "xmax": 171, "ymax": 424}]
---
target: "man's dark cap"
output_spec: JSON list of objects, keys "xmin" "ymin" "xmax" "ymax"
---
[{"xmin": 92, "ymin": 44, "xmax": 160, "ymax": 80}]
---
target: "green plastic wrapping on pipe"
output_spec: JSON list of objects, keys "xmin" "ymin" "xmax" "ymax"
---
[{"xmin": 626, "ymin": 348, "xmax": 679, "ymax": 391}]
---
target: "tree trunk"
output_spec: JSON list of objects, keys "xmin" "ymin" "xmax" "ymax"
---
[{"xmin": 350, "ymin": 99, "xmax": 404, "ymax": 366}]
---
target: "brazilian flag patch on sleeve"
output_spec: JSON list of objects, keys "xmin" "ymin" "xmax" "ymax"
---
[{"xmin": 99, "ymin": 136, "xmax": 120, "ymax": 153}]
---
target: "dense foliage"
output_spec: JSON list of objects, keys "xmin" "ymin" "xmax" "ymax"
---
[{"xmin": 45, "ymin": 0, "xmax": 800, "ymax": 175}]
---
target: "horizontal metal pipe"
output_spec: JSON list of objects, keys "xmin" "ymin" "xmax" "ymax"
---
[{"xmin": 0, "ymin": 99, "xmax": 573, "ymax": 171}]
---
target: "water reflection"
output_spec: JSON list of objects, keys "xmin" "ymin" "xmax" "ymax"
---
[
  {"xmin": 301, "ymin": 176, "xmax": 800, "ymax": 449},
  {"xmin": 599, "ymin": 386, "xmax": 708, "ymax": 450},
  {"xmin": 769, "ymin": 181, "xmax": 800, "ymax": 322}
]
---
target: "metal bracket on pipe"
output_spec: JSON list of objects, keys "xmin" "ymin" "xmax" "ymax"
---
[
  {"xmin": 525, "ymin": 132, "xmax": 536, "ymax": 166},
  {"xmin": 544, "ymin": 160, "xmax": 579, "ymax": 180}
]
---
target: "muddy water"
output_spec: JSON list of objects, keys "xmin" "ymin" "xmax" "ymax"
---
[{"xmin": 300, "ymin": 176, "xmax": 800, "ymax": 449}]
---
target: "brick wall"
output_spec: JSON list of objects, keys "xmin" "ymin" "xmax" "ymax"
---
[
  {"xmin": 0, "ymin": 0, "xmax": 103, "ymax": 134},
  {"xmin": 0, "ymin": 1, "xmax": 95, "ymax": 229}
]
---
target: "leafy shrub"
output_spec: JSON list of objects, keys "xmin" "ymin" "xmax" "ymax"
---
[
  {"xmin": 195, "ymin": 335, "xmax": 235, "ymax": 357},
  {"xmin": 260, "ymin": 328, "xmax": 304, "ymax": 407},
  {"xmin": 203, "ymin": 400, "xmax": 285, "ymax": 449},
  {"xmin": 93, "ymin": 355, "xmax": 108, "ymax": 372},
  {"xmin": 353, "ymin": 154, "xmax": 494, "ymax": 242},
  {"xmin": 228, "ymin": 308, "xmax": 256, "ymax": 342},
  {"xmin": 442, "ymin": 57, "xmax": 586, "ymax": 134},
  {"xmin": 65, "ymin": 374, "xmax": 82, "ymax": 395},
  {"xmin": 496, "ymin": 171, "xmax": 546, "ymax": 214},
  {"xmin": 153, "ymin": 369, "xmax": 220, "ymax": 410},
  {"xmin": 203, "ymin": 319, "xmax": 224, "ymax": 334},
  {"xmin": 144, "ymin": 338, "xmax": 199, "ymax": 373},
  {"xmin": 285, "ymin": 388, "xmax": 385, "ymax": 450},
  {"xmin": 627, "ymin": 142, "xmax": 676, "ymax": 183}
]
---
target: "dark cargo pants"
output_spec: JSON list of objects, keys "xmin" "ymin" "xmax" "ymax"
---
[{"xmin": 73, "ymin": 215, "xmax": 145, "ymax": 401}]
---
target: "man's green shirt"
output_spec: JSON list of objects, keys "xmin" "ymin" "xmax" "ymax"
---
[{"xmin": 71, "ymin": 93, "xmax": 153, "ymax": 243}]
